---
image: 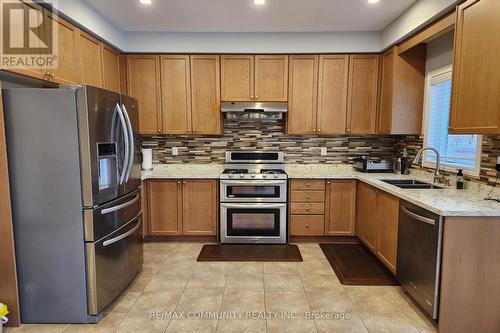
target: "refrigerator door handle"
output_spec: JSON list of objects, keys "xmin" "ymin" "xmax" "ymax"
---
[
  {"xmin": 100, "ymin": 194, "xmax": 140, "ymax": 215},
  {"xmin": 115, "ymin": 103, "xmax": 129, "ymax": 185},
  {"xmin": 103, "ymin": 217, "xmax": 142, "ymax": 247},
  {"xmin": 121, "ymin": 104, "xmax": 134, "ymax": 183}
]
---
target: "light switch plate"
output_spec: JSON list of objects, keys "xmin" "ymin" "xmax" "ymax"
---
[
  {"xmin": 172, "ymin": 147, "xmax": 178, "ymax": 156},
  {"xmin": 321, "ymin": 147, "xmax": 327, "ymax": 156}
]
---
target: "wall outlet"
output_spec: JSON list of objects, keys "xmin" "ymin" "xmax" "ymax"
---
[
  {"xmin": 320, "ymin": 147, "xmax": 327, "ymax": 156},
  {"xmin": 172, "ymin": 147, "xmax": 179, "ymax": 156}
]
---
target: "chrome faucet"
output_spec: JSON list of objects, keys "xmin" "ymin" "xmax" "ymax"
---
[{"xmin": 413, "ymin": 147, "xmax": 451, "ymax": 186}]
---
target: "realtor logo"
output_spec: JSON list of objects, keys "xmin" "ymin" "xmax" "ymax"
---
[{"xmin": 1, "ymin": 0, "xmax": 58, "ymax": 69}]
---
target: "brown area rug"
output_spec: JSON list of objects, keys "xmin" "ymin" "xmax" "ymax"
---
[
  {"xmin": 319, "ymin": 242, "xmax": 399, "ymax": 286},
  {"xmin": 197, "ymin": 244, "xmax": 303, "ymax": 262}
]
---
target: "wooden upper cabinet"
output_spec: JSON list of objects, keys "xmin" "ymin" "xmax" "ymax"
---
[
  {"xmin": 346, "ymin": 55, "xmax": 380, "ymax": 135},
  {"xmin": 254, "ymin": 55, "xmax": 289, "ymax": 101},
  {"xmin": 101, "ymin": 45, "xmax": 121, "ymax": 93},
  {"xmin": 43, "ymin": 9, "xmax": 79, "ymax": 84},
  {"xmin": 2, "ymin": 1, "xmax": 44, "ymax": 80},
  {"xmin": 190, "ymin": 55, "xmax": 221, "ymax": 135},
  {"xmin": 287, "ymin": 55, "xmax": 319, "ymax": 135},
  {"xmin": 450, "ymin": 0, "xmax": 500, "ymax": 134},
  {"xmin": 77, "ymin": 31, "xmax": 103, "ymax": 87},
  {"xmin": 376, "ymin": 191, "xmax": 399, "ymax": 274},
  {"xmin": 147, "ymin": 180, "xmax": 183, "ymax": 236},
  {"xmin": 182, "ymin": 179, "xmax": 217, "ymax": 235},
  {"xmin": 317, "ymin": 55, "xmax": 349, "ymax": 135},
  {"xmin": 118, "ymin": 55, "xmax": 128, "ymax": 95},
  {"xmin": 378, "ymin": 45, "xmax": 426, "ymax": 135},
  {"xmin": 221, "ymin": 55, "xmax": 254, "ymax": 101},
  {"xmin": 127, "ymin": 55, "xmax": 162, "ymax": 135},
  {"xmin": 356, "ymin": 181, "xmax": 378, "ymax": 252},
  {"xmin": 325, "ymin": 180, "xmax": 356, "ymax": 235},
  {"xmin": 160, "ymin": 55, "xmax": 191, "ymax": 135}
]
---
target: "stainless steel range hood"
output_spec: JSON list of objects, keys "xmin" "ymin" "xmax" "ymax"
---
[{"xmin": 221, "ymin": 102, "xmax": 287, "ymax": 119}]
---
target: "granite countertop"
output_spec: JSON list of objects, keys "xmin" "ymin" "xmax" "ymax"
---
[{"xmin": 142, "ymin": 163, "xmax": 500, "ymax": 217}]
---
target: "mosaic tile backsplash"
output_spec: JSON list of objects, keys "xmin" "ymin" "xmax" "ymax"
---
[
  {"xmin": 141, "ymin": 118, "xmax": 397, "ymax": 164},
  {"xmin": 140, "ymin": 118, "xmax": 500, "ymax": 185}
]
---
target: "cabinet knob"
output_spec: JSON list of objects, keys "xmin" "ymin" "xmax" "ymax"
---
[
  {"xmin": 50, "ymin": 73, "xmax": 55, "ymax": 78},
  {"xmin": 305, "ymin": 224, "xmax": 310, "ymax": 228},
  {"xmin": 305, "ymin": 207, "xmax": 310, "ymax": 211},
  {"xmin": 347, "ymin": 128, "xmax": 351, "ymax": 132},
  {"xmin": 157, "ymin": 129, "xmax": 161, "ymax": 133},
  {"xmin": 306, "ymin": 195, "xmax": 310, "ymax": 199},
  {"xmin": 183, "ymin": 181, "xmax": 186, "ymax": 184},
  {"xmin": 318, "ymin": 128, "xmax": 321, "ymax": 133},
  {"xmin": 313, "ymin": 129, "xmax": 316, "ymax": 133},
  {"xmin": 177, "ymin": 181, "xmax": 181, "ymax": 184},
  {"xmin": 250, "ymin": 95, "xmax": 254, "ymax": 99},
  {"xmin": 327, "ymin": 181, "xmax": 331, "ymax": 184},
  {"xmin": 306, "ymin": 183, "xmax": 310, "ymax": 186},
  {"xmin": 255, "ymin": 96, "xmax": 258, "ymax": 100},
  {"xmin": 192, "ymin": 128, "xmax": 196, "ymax": 132}
]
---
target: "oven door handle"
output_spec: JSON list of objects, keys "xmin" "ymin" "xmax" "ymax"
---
[
  {"xmin": 221, "ymin": 203, "xmax": 287, "ymax": 209},
  {"xmin": 220, "ymin": 180, "xmax": 287, "ymax": 186}
]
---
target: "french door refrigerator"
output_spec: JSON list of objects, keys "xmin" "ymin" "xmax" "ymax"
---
[{"xmin": 3, "ymin": 85, "xmax": 143, "ymax": 323}]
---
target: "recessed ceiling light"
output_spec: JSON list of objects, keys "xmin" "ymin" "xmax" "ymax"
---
[
  {"xmin": 368, "ymin": 0, "xmax": 380, "ymax": 3},
  {"xmin": 140, "ymin": 0, "xmax": 152, "ymax": 5},
  {"xmin": 254, "ymin": 0, "xmax": 266, "ymax": 6}
]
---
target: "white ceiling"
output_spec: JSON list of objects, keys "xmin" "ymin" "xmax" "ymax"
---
[{"xmin": 83, "ymin": 0, "xmax": 417, "ymax": 33}]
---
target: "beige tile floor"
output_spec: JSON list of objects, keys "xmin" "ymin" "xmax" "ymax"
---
[{"xmin": 5, "ymin": 242, "xmax": 437, "ymax": 333}]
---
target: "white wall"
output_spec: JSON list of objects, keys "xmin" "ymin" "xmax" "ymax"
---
[
  {"xmin": 53, "ymin": 0, "xmax": 460, "ymax": 53},
  {"xmin": 426, "ymin": 30, "xmax": 454, "ymax": 73},
  {"xmin": 123, "ymin": 31, "xmax": 381, "ymax": 53},
  {"xmin": 53, "ymin": 0, "xmax": 125, "ymax": 49},
  {"xmin": 381, "ymin": 0, "xmax": 460, "ymax": 50}
]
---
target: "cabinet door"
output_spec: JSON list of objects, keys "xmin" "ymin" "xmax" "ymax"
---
[
  {"xmin": 147, "ymin": 180, "xmax": 182, "ymax": 235},
  {"xmin": 254, "ymin": 55, "xmax": 288, "ymax": 101},
  {"xmin": 101, "ymin": 45, "xmax": 121, "ymax": 93},
  {"xmin": 378, "ymin": 49, "xmax": 395, "ymax": 134},
  {"xmin": 221, "ymin": 55, "xmax": 254, "ymax": 101},
  {"xmin": 325, "ymin": 180, "xmax": 356, "ymax": 235},
  {"xmin": 376, "ymin": 191, "xmax": 399, "ymax": 273},
  {"xmin": 140, "ymin": 182, "xmax": 148, "ymax": 237},
  {"xmin": 190, "ymin": 55, "xmax": 221, "ymax": 135},
  {"xmin": 127, "ymin": 55, "xmax": 161, "ymax": 134},
  {"xmin": 77, "ymin": 31, "xmax": 103, "ymax": 87},
  {"xmin": 1, "ymin": 1, "xmax": 44, "ymax": 80},
  {"xmin": 356, "ymin": 182, "xmax": 378, "ymax": 252},
  {"xmin": 317, "ymin": 55, "xmax": 349, "ymax": 135},
  {"xmin": 182, "ymin": 179, "xmax": 217, "ymax": 235},
  {"xmin": 346, "ymin": 55, "xmax": 379, "ymax": 135},
  {"xmin": 450, "ymin": 0, "xmax": 500, "ymax": 134},
  {"xmin": 160, "ymin": 55, "xmax": 191, "ymax": 134},
  {"xmin": 287, "ymin": 55, "xmax": 319, "ymax": 135},
  {"xmin": 43, "ymin": 10, "xmax": 79, "ymax": 84}
]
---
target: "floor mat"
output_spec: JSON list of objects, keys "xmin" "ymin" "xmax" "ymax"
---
[
  {"xmin": 197, "ymin": 244, "xmax": 303, "ymax": 262},
  {"xmin": 319, "ymin": 242, "xmax": 399, "ymax": 286}
]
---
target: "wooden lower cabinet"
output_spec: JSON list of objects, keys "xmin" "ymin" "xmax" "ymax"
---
[
  {"xmin": 376, "ymin": 191, "xmax": 399, "ymax": 273},
  {"xmin": 325, "ymin": 180, "xmax": 356, "ymax": 235},
  {"xmin": 356, "ymin": 181, "xmax": 400, "ymax": 273},
  {"xmin": 356, "ymin": 182, "xmax": 379, "ymax": 251},
  {"xmin": 147, "ymin": 179, "xmax": 183, "ymax": 235},
  {"xmin": 145, "ymin": 179, "xmax": 217, "ymax": 237},
  {"xmin": 290, "ymin": 215, "xmax": 325, "ymax": 236},
  {"xmin": 182, "ymin": 179, "xmax": 217, "ymax": 235}
]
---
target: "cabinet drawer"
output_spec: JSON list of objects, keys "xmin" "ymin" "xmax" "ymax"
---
[
  {"xmin": 290, "ymin": 215, "xmax": 325, "ymax": 236},
  {"xmin": 290, "ymin": 190, "xmax": 325, "ymax": 203},
  {"xmin": 290, "ymin": 203, "xmax": 324, "ymax": 215},
  {"xmin": 290, "ymin": 179, "xmax": 325, "ymax": 190}
]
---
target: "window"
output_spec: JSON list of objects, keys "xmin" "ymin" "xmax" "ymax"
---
[{"xmin": 422, "ymin": 66, "xmax": 481, "ymax": 175}]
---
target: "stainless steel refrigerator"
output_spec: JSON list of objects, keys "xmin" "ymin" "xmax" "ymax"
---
[{"xmin": 3, "ymin": 85, "xmax": 143, "ymax": 323}]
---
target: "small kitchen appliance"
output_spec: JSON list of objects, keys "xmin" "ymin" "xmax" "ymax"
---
[{"xmin": 353, "ymin": 156, "xmax": 394, "ymax": 173}]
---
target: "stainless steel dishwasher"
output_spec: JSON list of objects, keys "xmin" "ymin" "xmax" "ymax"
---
[{"xmin": 397, "ymin": 201, "xmax": 443, "ymax": 320}]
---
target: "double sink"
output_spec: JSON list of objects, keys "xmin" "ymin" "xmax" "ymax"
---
[{"xmin": 380, "ymin": 179, "xmax": 443, "ymax": 190}]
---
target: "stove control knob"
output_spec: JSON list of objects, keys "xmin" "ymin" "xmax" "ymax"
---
[
  {"xmin": 273, "ymin": 174, "xmax": 278, "ymax": 178},
  {"xmin": 251, "ymin": 173, "xmax": 256, "ymax": 178},
  {"xmin": 262, "ymin": 174, "xmax": 268, "ymax": 178},
  {"xmin": 239, "ymin": 174, "xmax": 244, "ymax": 178},
  {"xmin": 228, "ymin": 174, "xmax": 233, "ymax": 178}
]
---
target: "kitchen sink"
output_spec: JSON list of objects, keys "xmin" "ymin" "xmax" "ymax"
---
[{"xmin": 380, "ymin": 179, "xmax": 443, "ymax": 189}]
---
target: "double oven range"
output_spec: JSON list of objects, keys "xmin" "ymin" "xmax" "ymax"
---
[{"xmin": 219, "ymin": 151, "xmax": 288, "ymax": 244}]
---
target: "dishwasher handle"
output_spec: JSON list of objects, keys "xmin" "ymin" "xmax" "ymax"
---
[{"xmin": 401, "ymin": 206, "xmax": 436, "ymax": 226}]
